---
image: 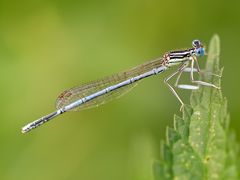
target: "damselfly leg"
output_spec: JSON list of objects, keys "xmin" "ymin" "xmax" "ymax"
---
[
  {"xmin": 164, "ymin": 57, "xmax": 220, "ymax": 111},
  {"xmin": 164, "ymin": 63, "xmax": 189, "ymax": 111},
  {"xmin": 190, "ymin": 57, "xmax": 220, "ymax": 89}
]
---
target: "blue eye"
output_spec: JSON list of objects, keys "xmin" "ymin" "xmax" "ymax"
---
[{"xmin": 196, "ymin": 47, "xmax": 205, "ymax": 56}]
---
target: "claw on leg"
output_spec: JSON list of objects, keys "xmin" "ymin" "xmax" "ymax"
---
[{"xmin": 180, "ymin": 104, "xmax": 184, "ymax": 112}]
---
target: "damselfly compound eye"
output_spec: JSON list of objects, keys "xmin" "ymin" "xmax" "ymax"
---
[
  {"xmin": 196, "ymin": 47, "xmax": 205, "ymax": 56},
  {"xmin": 192, "ymin": 40, "xmax": 201, "ymax": 48}
]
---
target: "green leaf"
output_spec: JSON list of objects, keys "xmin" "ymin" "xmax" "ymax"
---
[{"xmin": 154, "ymin": 35, "xmax": 239, "ymax": 180}]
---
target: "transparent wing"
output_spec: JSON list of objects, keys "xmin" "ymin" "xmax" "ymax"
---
[{"xmin": 56, "ymin": 57, "xmax": 163, "ymax": 111}]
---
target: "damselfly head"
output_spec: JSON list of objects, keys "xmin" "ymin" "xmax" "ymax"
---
[{"xmin": 192, "ymin": 39, "xmax": 205, "ymax": 57}]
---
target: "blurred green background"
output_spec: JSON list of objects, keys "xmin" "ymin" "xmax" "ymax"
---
[{"xmin": 0, "ymin": 0, "xmax": 239, "ymax": 180}]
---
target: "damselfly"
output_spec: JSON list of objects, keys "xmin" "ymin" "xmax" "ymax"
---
[{"xmin": 21, "ymin": 40, "xmax": 219, "ymax": 133}]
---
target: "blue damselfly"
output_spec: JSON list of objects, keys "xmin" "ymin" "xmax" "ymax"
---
[{"xmin": 22, "ymin": 40, "xmax": 219, "ymax": 133}]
